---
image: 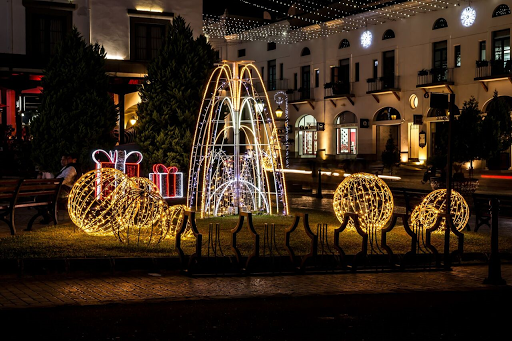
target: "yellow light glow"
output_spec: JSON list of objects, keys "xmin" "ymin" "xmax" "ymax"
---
[
  {"xmin": 135, "ymin": 7, "xmax": 163, "ymax": 13},
  {"xmin": 411, "ymin": 189, "xmax": 469, "ymax": 233},
  {"xmin": 333, "ymin": 172, "xmax": 394, "ymax": 233},
  {"xmin": 68, "ymin": 169, "xmax": 185, "ymax": 245}
]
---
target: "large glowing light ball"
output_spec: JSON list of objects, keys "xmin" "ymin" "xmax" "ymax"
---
[
  {"xmin": 411, "ymin": 189, "xmax": 469, "ymax": 233},
  {"xmin": 333, "ymin": 173, "xmax": 394, "ymax": 233},
  {"xmin": 112, "ymin": 177, "xmax": 172, "ymax": 245},
  {"xmin": 167, "ymin": 204, "xmax": 187, "ymax": 237},
  {"xmin": 68, "ymin": 168, "xmax": 131, "ymax": 235}
]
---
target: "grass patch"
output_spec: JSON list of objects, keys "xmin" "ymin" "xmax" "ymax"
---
[{"xmin": 0, "ymin": 208, "xmax": 511, "ymax": 259}]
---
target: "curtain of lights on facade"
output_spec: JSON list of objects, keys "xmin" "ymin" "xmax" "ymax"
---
[{"xmin": 187, "ymin": 61, "xmax": 289, "ymax": 217}]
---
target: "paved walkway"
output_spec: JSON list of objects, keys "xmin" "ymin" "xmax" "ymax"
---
[{"xmin": 1, "ymin": 264, "xmax": 510, "ymax": 311}]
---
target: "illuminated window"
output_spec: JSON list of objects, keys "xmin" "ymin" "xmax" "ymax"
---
[
  {"xmin": 339, "ymin": 39, "xmax": 350, "ymax": 49},
  {"xmin": 335, "ymin": 112, "xmax": 357, "ymax": 155},
  {"xmin": 297, "ymin": 115, "xmax": 317, "ymax": 156},
  {"xmin": 433, "ymin": 18, "xmax": 448, "ymax": 30},
  {"xmin": 492, "ymin": 4, "xmax": 511, "ymax": 18}
]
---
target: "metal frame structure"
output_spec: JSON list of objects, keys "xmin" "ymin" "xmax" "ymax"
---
[{"xmin": 188, "ymin": 61, "xmax": 288, "ymax": 217}]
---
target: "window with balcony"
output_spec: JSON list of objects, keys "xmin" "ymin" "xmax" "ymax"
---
[
  {"xmin": 479, "ymin": 41, "xmax": 486, "ymax": 61},
  {"xmin": 301, "ymin": 65, "xmax": 311, "ymax": 99},
  {"xmin": 130, "ymin": 17, "xmax": 167, "ymax": 61},
  {"xmin": 432, "ymin": 40, "xmax": 448, "ymax": 81},
  {"xmin": 454, "ymin": 45, "xmax": 461, "ymax": 67},
  {"xmin": 25, "ymin": 6, "xmax": 72, "ymax": 57},
  {"xmin": 382, "ymin": 50, "xmax": 395, "ymax": 87},
  {"xmin": 268, "ymin": 59, "xmax": 276, "ymax": 90},
  {"xmin": 493, "ymin": 29, "xmax": 510, "ymax": 61}
]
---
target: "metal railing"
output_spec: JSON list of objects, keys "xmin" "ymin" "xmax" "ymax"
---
[
  {"xmin": 475, "ymin": 60, "xmax": 512, "ymax": 78},
  {"xmin": 417, "ymin": 68, "xmax": 454, "ymax": 86},
  {"xmin": 367, "ymin": 76, "xmax": 400, "ymax": 92},
  {"xmin": 267, "ymin": 78, "xmax": 288, "ymax": 91},
  {"xmin": 324, "ymin": 82, "xmax": 352, "ymax": 97},
  {"xmin": 289, "ymin": 88, "xmax": 314, "ymax": 102}
]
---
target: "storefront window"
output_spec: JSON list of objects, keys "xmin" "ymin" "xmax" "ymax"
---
[
  {"xmin": 297, "ymin": 115, "xmax": 317, "ymax": 156},
  {"xmin": 337, "ymin": 128, "xmax": 357, "ymax": 154}
]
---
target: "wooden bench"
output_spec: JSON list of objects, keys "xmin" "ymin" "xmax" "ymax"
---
[
  {"xmin": 472, "ymin": 193, "xmax": 512, "ymax": 232},
  {"xmin": 0, "ymin": 178, "xmax": 63, "ymax": 235}
]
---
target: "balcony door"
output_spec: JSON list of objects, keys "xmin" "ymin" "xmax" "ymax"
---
[
  {"xmin": 382, "ymin": 50, "xmax": 395, "ymax": 88},
  {"xmin": 493, "ymin": 29, "xmax": 510, "ymax": 61},
  {"xmin": 301, "ymin": 65, "xmax": 311, "ymax": 99},
  {"xmin": 268, "ymin": 59, "xmax": 277, "ymax": 90},
  {"xmin": 432, "ymin": 41, "xmax": 448, "ymax": 81}
]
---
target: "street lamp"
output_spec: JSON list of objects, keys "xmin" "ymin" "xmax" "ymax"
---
[{"xmin": 275, "ymin": 105, "xmax": 283, "ymax": 118}]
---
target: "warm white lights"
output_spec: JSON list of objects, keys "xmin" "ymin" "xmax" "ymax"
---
[
  {"xmin": 68, "ymin": 168, "xmax": 188, "ymax": 245},
  {"xmin": 333, "ymin": 172, "xmax": 394, "ymax": 233},
  {"xmin": 411, "ymin": 189, "xmax": 470, "ymax": 233},
  {"xmin": 360, "ymin": 30, "xmax": 372, "ymax": 48},
  {"xmin": 409, "ymin": 94, "xmax": 419, "ymax": 109},
  {"xmin": 188, "ymin": 61, "xmax": 288, "ymax": 217},
  {"xmin": 461, "ymin": 6, "xmax": 476, "ymax": 27}
]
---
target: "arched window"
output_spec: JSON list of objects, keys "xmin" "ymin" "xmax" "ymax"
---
[
  {"xmin": 427, "ymin": 104, "xmax": 459, "ymax": 117},
  {"xmin": 301, "ymin": 47, "xmax": 311, "ymax": 56},
  {"xmin": 493, "ymin": 4, "xmax": 511, "ymax": 18},
  {"xmin": 432, "ymin": 18, "xmax": 448, "ymax": 30},
  {"xmin": 375, "ymin": 107, "xmax": 401, "ymax": 121},
  {"xmin": 339, "ymin": 39, "xmax": 350, "ymax": 49},
  {"xmin": 335, "ymin": 111, "xmax": 357, "ymax": 125},
  {"xmin": 382, "ymin": 29, "xmax": 395, "ymax": 40},
  {"xmin": 297, "ymin": 115, "xmax": 317, "ymax": 156},
  {"xmin": 335, "ymin": 112, "xmax": 357, "ymax": 155}
]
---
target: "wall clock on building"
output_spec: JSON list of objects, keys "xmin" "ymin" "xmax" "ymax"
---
[
  {"xmin": 361, "ymin": 31, "xmax": 372, "ymax": 48},
  {"xmin": 461, "ymin": 7, "xmax": 476, "ymax": 27}
]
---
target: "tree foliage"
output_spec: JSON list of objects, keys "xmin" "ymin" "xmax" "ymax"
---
[
  {"xmin": 31, "ymin": 27, "xmax": 117, "ymax": 174},
  {"xmin": 453, "ymin": 96, "xmax": 482, "ymax": 164},
  {"xmin": 481, "ymin": 90, "xmax": 512, "ymax": 162},
  {"xmin": 136, "ymin": 16, "xmax": 217, "ymax": 172}
]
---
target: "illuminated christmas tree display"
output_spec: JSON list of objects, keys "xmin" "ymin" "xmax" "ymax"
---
[{"xmin": 188, "ymin": 61, "xmax": 288, "ymax": 217}]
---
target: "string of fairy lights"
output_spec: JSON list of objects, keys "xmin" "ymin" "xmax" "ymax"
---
[{"xmin": 203, "ymin": 0, "xmax": 464, "ymax": 43}]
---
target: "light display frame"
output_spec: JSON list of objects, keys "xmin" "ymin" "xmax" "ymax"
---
[
  {"xmin": 149, "ymin": 164, "xmax": 184, "ymax": 198},
  {"xmin": 187, "ymin": 61, "xmax": 289, "ymax": 217},
  {"xmin": 461, "ymin": 6, "xmax": 476, "ymax": 27}
]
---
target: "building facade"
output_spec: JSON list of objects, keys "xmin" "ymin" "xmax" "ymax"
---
[
  {"xmin": 0, "ymin": 0, "xmax": 202, "ymax": 144},
  {"xmin": 209, "ymin": 0, "xmax": 512, "ymax": 170}
]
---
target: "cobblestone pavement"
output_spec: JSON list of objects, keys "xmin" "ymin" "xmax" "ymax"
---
[{"xmin": 0, "ymin": 264, "xmax": 510, "ymax": 310}]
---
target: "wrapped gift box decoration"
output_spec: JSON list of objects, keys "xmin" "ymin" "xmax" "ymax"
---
[{"xmin": 149, "ymin": 164, "xmax": 183, "ymax": 198}]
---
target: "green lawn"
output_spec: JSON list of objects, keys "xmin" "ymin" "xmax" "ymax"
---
[{"xmin": 0, "ymin": 208, "xmax": 510, "ymax": 259}]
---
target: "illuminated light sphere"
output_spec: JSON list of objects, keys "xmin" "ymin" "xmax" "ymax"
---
[
  {"xmin": 360, "ymin": 30, "xmax": 372, "ymax": 48},
  {"xmin": 411, "ymin": 189, "xmax": 469, "ymax": 233},
  {"xmin": 68, "ymin": 168, "xmax": 131, "ymax": 235},
  {"xmin": 332, "ymin": 172, "xmax": 394, "ymax": 233},
  {"xmin": 461, "ymin": 6, "xmax": 476, "ymax": 27},
  {"xmin": 112, "ymin": 177, "xmax": 171, "ymax": 245},
  {"xmin": 167, "ymin": 204, "xmax": 188, "ymax": 237}
]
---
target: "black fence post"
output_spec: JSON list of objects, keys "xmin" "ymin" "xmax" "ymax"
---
[
  {"xmin": 316, "ymin": 168, "xmax": 323, "ymax": 199},
  {"xmin": 484, "ymin": 198, "xmax": 506, "ymax": 285}
]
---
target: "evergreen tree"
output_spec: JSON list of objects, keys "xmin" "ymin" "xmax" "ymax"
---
[
  {"xmin": 136, "ymin": 16, "xmax": 217, "ymax": 172},
  {"xmin": 31, "ymin": 27, "xmax": 116, "ymax": 174},
  {"xmin": 481, "ymin": 90, "xmax": 512, "ymax": 166},
  {"xmin": 452, "ymin": 96, "xmax": 482, "ymax": 177}
]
